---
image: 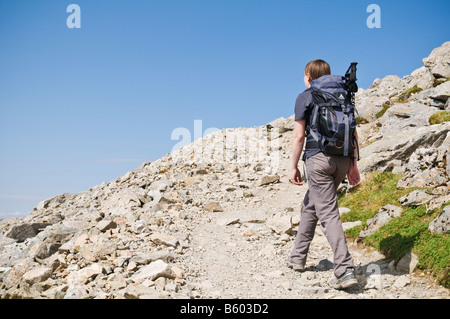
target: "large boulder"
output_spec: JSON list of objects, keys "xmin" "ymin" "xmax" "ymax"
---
[
  {"xmin": 407, "ymin": 66, "xmax": 435, "ymax": 90},
  {"xmin": 396, "ymin": 132, "xmax": 450, "ymax": 188},
  {"xmin": 356, "ymin": 75, "xmax": 405, "ymax": 122},
  {"xmin": 6, "ymin": 222, "xmax": 51, "ymax": 242},
  {"xmin": 430, "ymin": 81, "xmax": 450, "ymax": 103},
  {"xmin": 422, "ymin": 41, "xmax": 450, "ymax": 78},
  {"xmin": 377, "ymin": 102, "xmax": 440, "ymax": 138},
  {"xmin": 398, "ymin": 190, "xmax": 434, "ymax": 207},
  {"xmin": 358, "ymin": 122, "xmax": 450, "ymax": 174},
  {"xmin": 34, "ymin": 193, "xmax": 74, "ymax": 211}
]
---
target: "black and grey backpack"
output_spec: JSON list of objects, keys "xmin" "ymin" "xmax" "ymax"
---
[{"xmin": 306, "ymin": 73, "xmax": 361, "ymax": 160}]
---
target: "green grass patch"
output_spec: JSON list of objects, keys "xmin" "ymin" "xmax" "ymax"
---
[
  {"xmin": 429, "ymin": 111, "xmax": 450, "ymax": 125},
  {"xmin": 338, "ymin": 172, "xmax": 450, "ymax": 287},
  {"xmin": 403, "ymin": 85, "xmax": 423, "ymax": 96},
  {"xmin": 375, "ymin": 102, "xmax": 391, "ymax": 119},
  {"xmin": 396, "ymin": 85, "xmax": 424, "ymax": 103},
  {"xmin": 339, "ymin": 172, "xmax": 412, "ymax": 238},
  {"xmin": 433, "ymin": 77, "xmax": 450, "ymax": 87},
  {"xmin": 359, "ymin": 117, "xmax": 370, "ymax": 124}
]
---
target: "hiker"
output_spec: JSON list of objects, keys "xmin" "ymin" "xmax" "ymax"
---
[{"xmin": 288, "ymin": 59, "xmax": 361, "ymax": 290}]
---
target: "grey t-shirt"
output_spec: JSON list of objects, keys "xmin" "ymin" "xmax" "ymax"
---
[{"xmin": 294, "ymin": 89, "xmax": 321, "ymax": 160}]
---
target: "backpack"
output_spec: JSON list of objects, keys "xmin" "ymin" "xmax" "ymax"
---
[{"xmin": 306, "ymin": 75, "xmax": 360, "ymax": 159}]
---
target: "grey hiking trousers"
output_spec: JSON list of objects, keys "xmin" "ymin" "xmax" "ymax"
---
[{"xmin": 290, "ymin": 152, "xmax": 354, "ymax": 278}]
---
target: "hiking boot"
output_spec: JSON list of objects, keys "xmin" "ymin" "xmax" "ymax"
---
[
  {"xmin": 330, "ymin": 268, "xmax": 358, "ymax": 290},
  {"xmin": 287, "ymin": 258, "xmax": 306, "ymax": 272}
]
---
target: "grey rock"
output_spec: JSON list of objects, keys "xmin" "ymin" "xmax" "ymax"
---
[
  {"xmin": 100, "ymin": 188, "xmax": 144, "ymax": 216},
  {"xmin": 430, "ymin": 81, "xmax": 450, "ymax": 103},
  {"xmin": 266, "ymin": 212, "xmax": 292, "ymax": 235},
  {"xmin": 0, "ymin": 266, "xmax": 11, "ymax": 273},
  {"xmin": 203, "ymin": 201, "xmax": 224, "ymax": 212},
  {"xmin": 150, "ymin": 180, "xmax": 174, "ymax": 192},
  {"xmin": 34, "ymin": 193, "xmax": 74, "ymax": 211},
  {"xmin": 378, "ymin": 103, "xmax": 440, "ymax": 138},
  {"xmin": 266, "ymin": 116, "xmax": 294, "ymax": 133},
  {"xmin": 342, "ymin": 221, "xmax": 362, "ymax": 231},
  {"xmin": 164, "ymin": 282, "xmax": 179, "ymax": 292},
  {"xmin": 408, "ymin": 66, "xmax": 435, "ymax": 90},
  {"xmin": 123, "ymin": 285, "xmax": 164, "ymax": 299},
  {"xmin": 6, "ymin": 223, "xmax": 51, "ymax": 242},
  {"xmin": 131, "ymin": 260, "xmax": 175, "ymax": 283},
  {"xmin": 31, "ymin": 242, "xmax": 62, "ymax": 260},
  {"xmin": 397, "ymin": 168, "xmax": 448, "ymax": 189},
  {"xmin": 359, "ymin": 204, "xmax": 403, "ymax": 238},
  {"xmin": 131, "ymin": 251, "xmax": 176, "ymax": 265},
  {"xmin": 258, "ymin": 175, "xmax": 280, "ymax": 186},
  {"xmin": 398, "ymin": 190, "xmax": 434, "ymax": 207},
  {"xmin": 393, "ymin": 275, "xmax": 411, "ymax": 289},
  {"xmin": 41, "ymin": 284, "xmax": 68, "ymax": 299},
  {"xmin": 58, "ymin": 241, "xmax": 76, "ymax": 254},
  {"xmin": 217, "ymin": 217, "xmax": 240, "ymax": 226},
  {"xmin": 428, "ymin": 206, "xmax": 450, "ymax": 235},
  {"xmin": 422, "ymin": 41, "xmax": 450, "ymax": 78},
  {"xmin": 22, "ymin": 267, "xmax": 53, "ymax": 285},
  {"xmin": 66, "ymin": 263, "xmax": 103, "ymax": 285},
  {"xmin": 131, "ymin": 220, "xmax": 147, "ymax": 233},
  {"xmin": 63, "ymin": 285, "xmax": 90, "ymax": 299},
  {"xmin": 96, "ymin": 219, "xmax": 117, "ymax": 232},
  {"xmin": 396, "ymin": 251, "xmax": 419, "ymax": 274},
  {"xmin": 150, "ymin": 232, "xmax": 179, "ymax": 247},
  {"xmin": 358, "ymin": 123, "xmax": 450, "ymax": 174}
]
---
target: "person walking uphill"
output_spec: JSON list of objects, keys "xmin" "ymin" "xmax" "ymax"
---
[{"xmin": 288, "ymin": 59, "xmax": 361, "ymax": 290}]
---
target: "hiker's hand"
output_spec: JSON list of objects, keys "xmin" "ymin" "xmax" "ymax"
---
[
  {"xmin": 291, "ymin": 167, "xmax": 303, "ymax": 186},
  {"xmin": 347, "ymin": 165, "xmax": 360, "ymax": 186}
]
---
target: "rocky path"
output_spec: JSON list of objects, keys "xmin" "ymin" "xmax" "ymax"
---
[{"xmin": 180, "ymin": 179, "xmax": 449, "ymax": 299}]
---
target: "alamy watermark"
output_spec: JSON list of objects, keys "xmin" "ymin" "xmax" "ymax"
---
[
  {"xmin": 170, "ymin": 120, "xmax": 282, "ymax": 173},
  {"xmin": 366, "ymin": 263, "xmax": 383, "ymax": 289},
  {"xmin": 65, "ymin": 4, "xmax": 380, "ymax": 30},
  {"xmin": 367, "ymin": 4, "xmax": 381, "ymax": 29},
  {"xmin": 66, "ymin": 4, "xmax": 81, "ymax": 29}
]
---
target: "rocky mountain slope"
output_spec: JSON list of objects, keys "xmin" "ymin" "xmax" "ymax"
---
[{"xmin": 0, "ymin": 42, "xmax": 449, "ymax": 299}]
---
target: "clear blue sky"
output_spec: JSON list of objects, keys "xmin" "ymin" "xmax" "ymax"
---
[{"xmin": 1, "ymin": 0, "xmax": 449, "ymax": 218}]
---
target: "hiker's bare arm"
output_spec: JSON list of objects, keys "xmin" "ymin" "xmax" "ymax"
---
[
  {"xmin": 291, "ymin": 120, "xmax": 306, "ymax": 185},
  {"xmin": 347, "ymin": 129, "xmax": 361, "ymax": 186},
  {"xmin": 292, "ymin": 120, "xmax": 306, "ymax": 170}
]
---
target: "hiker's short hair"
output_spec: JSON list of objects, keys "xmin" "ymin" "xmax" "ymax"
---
[{"xmin": 305, "ymin": 60, "xmax": 331, "ymax": 81}]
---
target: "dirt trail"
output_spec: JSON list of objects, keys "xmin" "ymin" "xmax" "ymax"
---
[{"xmin": 180, "ymin": 181, "xmax": 449, "ymax": 299}]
